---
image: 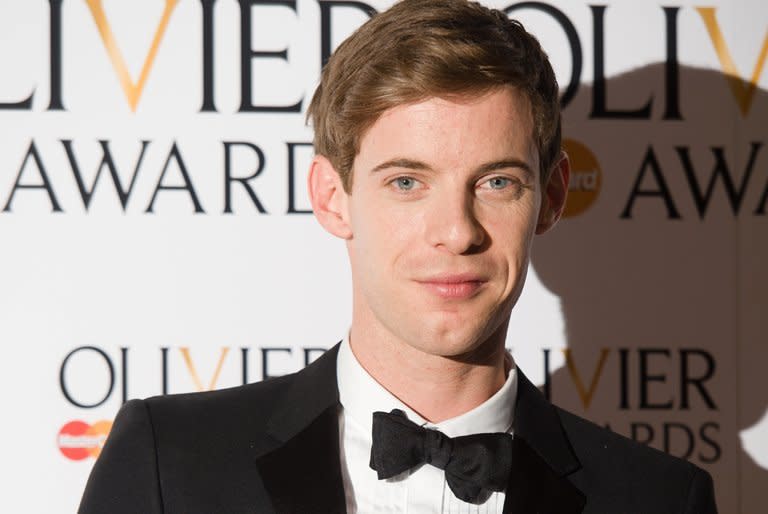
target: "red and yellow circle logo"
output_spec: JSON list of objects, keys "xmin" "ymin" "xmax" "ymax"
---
[
  {"xmin": 57, "ymin": 420, "xmax": 113, "ymax": 461},
  {"xmin": 562, "ymin": 138, "xmax": 602, "ymax": 218}
]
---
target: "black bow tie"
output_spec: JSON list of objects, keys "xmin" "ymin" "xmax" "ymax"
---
[{"xmin": 369, "ymin": 409, "xmax": 513, "ymax": 503}]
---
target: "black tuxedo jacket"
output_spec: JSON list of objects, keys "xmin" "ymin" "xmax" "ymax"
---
[{"xmin": 79, "ymin": 344, "xmax": 717, "ymax": 513}]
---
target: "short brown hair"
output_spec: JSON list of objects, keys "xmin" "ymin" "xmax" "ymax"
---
[{"xmin": 307, "ymin": 0, "xmax": 561, "ymax": 192}]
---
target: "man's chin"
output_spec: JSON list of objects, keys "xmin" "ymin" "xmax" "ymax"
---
[{"xmin": 404, "ymin": 324, "xmax": 501, "ymax": 361}]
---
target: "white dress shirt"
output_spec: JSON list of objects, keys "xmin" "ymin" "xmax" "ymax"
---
[{"xmin": 336, "ymin": 338, "xmax": 518, "ymax": 514}]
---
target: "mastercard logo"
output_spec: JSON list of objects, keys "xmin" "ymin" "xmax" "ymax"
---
[
  {"xmin": 562, "ymin": 138, "xmax": 602, "ymax": 218},
  {"xmin": 57, "ymin": 420, "xmax": 113, "ymax": 461}
]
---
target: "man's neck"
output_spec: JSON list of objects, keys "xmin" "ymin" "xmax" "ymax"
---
[{"xmin": 348, "ymin": 322, "xmax": 508, "ymax": 424}]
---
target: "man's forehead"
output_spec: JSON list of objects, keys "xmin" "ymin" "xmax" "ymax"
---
[
  {"xmin": 355, "ymin": 88, "xmax": 539, "ymax": 171},
  {"xmin": 375, "ymin": 87, "xmax": 534, "ymax": 124}
]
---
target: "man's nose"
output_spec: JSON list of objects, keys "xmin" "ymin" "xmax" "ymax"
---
[{"xmin": 425, "ymin": 189, "xmax": 485, "ymax": 254}]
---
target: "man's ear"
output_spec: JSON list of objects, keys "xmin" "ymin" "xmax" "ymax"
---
[
  {"xmin": 308, "ymin": 155, "xmax": 353, "ymax": 239},
  {"xmin": 536, "ymin": 151, "xmax": 570, "ymax": 234}
]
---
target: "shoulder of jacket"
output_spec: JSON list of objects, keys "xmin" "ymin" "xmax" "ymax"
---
[
  {"xmin": 137, "ymin": 371, "xmax": 299, "ymax": 433},
  {"xmin": 555, "ymin": 406, "xmax": 701, "ymax": 478}
]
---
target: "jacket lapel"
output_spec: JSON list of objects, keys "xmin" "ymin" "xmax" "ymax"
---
[
  {"xmin": 503, "ymin": 369, "xmax": 586, "ymax": 514},
  {"xmin": 253, "ymin": 344, "xmax": 347, "ymax": 514},
  {"xmin": 250, "ymin": 348, "xmax": 584, "ymax": 514}
]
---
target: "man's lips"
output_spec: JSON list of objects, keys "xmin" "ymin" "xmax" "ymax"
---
[{"xmin": 415, "ymin": 273, "xmax": 487, "ymax": 299}]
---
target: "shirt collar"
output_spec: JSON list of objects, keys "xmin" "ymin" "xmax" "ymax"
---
[{"xmin": 337, "ymin": 336, "xmax": 517, "ymax": 440}]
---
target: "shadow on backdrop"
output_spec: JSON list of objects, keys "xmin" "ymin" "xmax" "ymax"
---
[{"xmin": 532, "ymin": 63, "xmax": 767, "ymax": 512}]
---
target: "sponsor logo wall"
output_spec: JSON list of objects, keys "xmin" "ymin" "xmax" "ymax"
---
[{"xmin": 0, "ymin": 0, "xmax": 765, "ymax": 511}]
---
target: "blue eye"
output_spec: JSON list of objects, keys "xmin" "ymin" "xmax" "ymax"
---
[
  {"xmin": 487, "ymin": 177, "xmax": 511, "ymax": 189},
  {"xmin": 394, "ymin": 177, "xmax": 416, "ymax": 190}
]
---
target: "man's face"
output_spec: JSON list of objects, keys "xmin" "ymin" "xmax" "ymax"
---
[{"xmin": 343, "ymin": 87, "xmax": 546, "ymax": 359}]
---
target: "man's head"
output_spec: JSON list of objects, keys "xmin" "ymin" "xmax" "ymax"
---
[
  {"xmin": 307, "ymin": 0, "xmax": 562, "ymax": 192},
  {"xmin": 308, "ymin": 0, "xmax": 569, "ymax": 361}
]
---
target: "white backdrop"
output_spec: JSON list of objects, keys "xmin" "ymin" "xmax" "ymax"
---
[{"xmin": 0, "ymin": 0, "xmax": 766, "ymax": 512}]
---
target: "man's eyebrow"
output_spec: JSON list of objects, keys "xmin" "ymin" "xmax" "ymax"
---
[
  {"xmin": 370, "ymin": 158, "xmax": 432, "ymax": 173},
  {"xmin": 369, "ymin": 157, "xmax": 535, "ymax": 180},
  {"xmin": 476, "ymin": 159, "xmax": 534, "ymax": 181}
]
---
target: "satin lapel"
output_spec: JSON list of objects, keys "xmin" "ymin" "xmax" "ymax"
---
[
  {"xmin": 502, "ymin": 369, "xmax": 586, "ymax": 514},
  {"xmin": 253, "ymin": 344, "xmax": 347, "ymax": 514}
]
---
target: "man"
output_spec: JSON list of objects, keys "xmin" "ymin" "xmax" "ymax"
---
[{"xmin": 79, "ymin": 1, "xmax": 718, "ymax": 513}]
